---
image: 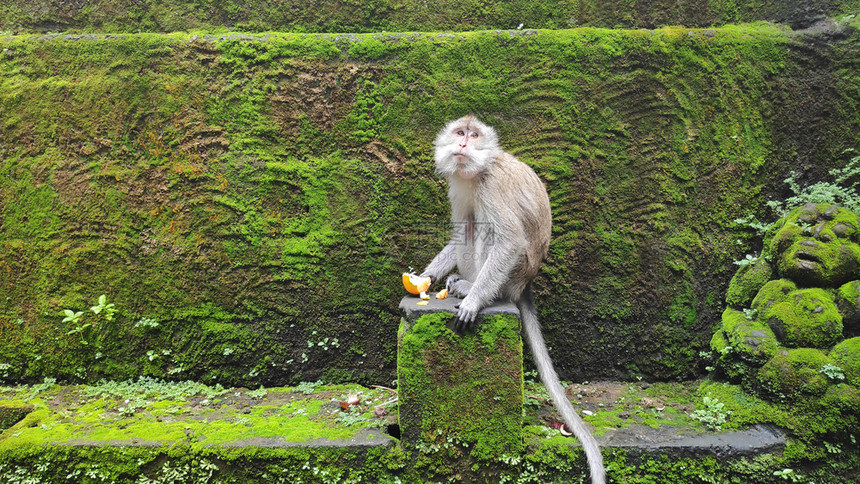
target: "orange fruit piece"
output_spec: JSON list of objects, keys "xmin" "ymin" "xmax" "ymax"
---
[{"xmin": 402, "ymin": 273, "xmax": 432, "ymax": 295}]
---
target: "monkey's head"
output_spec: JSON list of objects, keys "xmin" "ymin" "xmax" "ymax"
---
[{"xmin": 433, "ymin": 115, "xmax": 501, "ymax": 180}]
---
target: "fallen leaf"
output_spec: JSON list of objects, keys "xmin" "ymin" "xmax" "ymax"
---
[{"xmin": 339, "ymin": 393, "xmax": 361, "ymax": 410}]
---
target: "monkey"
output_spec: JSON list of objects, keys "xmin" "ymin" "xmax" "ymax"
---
[{"xmin": 420, "ymin": 115, "xmax": 606, "ymax": 484}]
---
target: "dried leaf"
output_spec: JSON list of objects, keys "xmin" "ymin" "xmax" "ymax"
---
[{"xmin": 340, "ymin": 393, "xmax": 361, "ymax": 410}]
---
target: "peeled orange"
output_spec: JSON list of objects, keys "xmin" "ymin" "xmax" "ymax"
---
[{"xmin": 402, "ymin": 273, "xmax": 431, "ymax": 295}]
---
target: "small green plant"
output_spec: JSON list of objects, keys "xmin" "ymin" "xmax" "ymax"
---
[
  {"xmin": 335, "ymin": 406, "xmax": 370, "ymax": 426},
  {"xmin": 82, "ymin": 376, "xmax": 229, "ymax": 401},
  {"xmin": 819, "ymin": 364, "xmax": 845, "ymax": 381},
  {"xmin": 735, "ymin": 148, "xmax": 860, "ymax": 233},
  {"xmin": 135, "ymin": 317, "xmax": 159, "ymax": 329},
  {"xmin": 63, "ymin": 309, "xmax": 92, "ymax": 345},
  {"xmin": 247, "ymin": 386, "xmax": 267, "ymax": 399},
  {"xmin": 823, "ymin": 441, "xmax": 842, "ymax": 454},
  {"xmin": 782, "ymin": 149, "xmax": 860, "ymax": 213},
  {"xmin": 773, "ymin": 468, "xmax": 801, "ymax": 482},
  {"xmin": 25, "ymin": 377, "xmax": 56, "ymax": 402},
  {"xmin": 733, "ymin": 214, "xmax": 774, "ymax": 237},
  {"xmin": 117, "ymin": 396, "xmax": 147, "ymax": 417},
  {"xmin": 90, "ymin": 294, "xmax": 117, "ymax": 321},
  {"xmin": 690, "ymin": 393, "xmax": 731, "ymax": 431},
  {"xmin": 63, "ymin": 295, "xmax": 119, "ymax": 345},
  {"xmin": 742, "ymin": 307, "xmax": 758, "ymax": 321},
  {"xmin": 294, "ymin": 380, "xmax": 323, "ymax": 394},
  {"xmin": 733, "ymin": 253, "xmax": 759, "ymax": 267},
  {"xmin": 62, "ymin": 310, "xmax": 84, "ymax": 324}
]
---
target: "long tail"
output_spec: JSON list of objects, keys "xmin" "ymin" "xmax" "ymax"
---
[{"xmin": 517, "ymin": 285, "xmax": 606, "ymax": 484}]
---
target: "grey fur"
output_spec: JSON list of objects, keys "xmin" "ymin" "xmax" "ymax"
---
[{"xmin": 421, "ymin": 116, "xmax": 606, "ymax": 483}]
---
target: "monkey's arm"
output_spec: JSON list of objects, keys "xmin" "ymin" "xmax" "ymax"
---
[
  {"xmin": 455, "ymin": 232, "xmax": 524, "ymax": 326},
  {"xmin": 420, "ymin": 241, "xmax": 458, "ymax": 283}
]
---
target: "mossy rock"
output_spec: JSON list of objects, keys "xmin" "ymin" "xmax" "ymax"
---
[
  {"xmin": 756, "ymin": 287, "xmax": 843, "ymax": 348},
  {"xmin": 821, "ymin": 383, "xmax": 860, "ymax": 414},
  {"xmin": 756, "ymin": 348, "xmax": 832, "ymax": 400},
  {"xmin": 830, "ymin": 337, "xmax": 860, "ymax": 387},
  {"xmin": 0, "ymin": 403, "xmax": 33, "ymax": 430},
  {"xmin": 710, "ymin": 328, "xmax": 729, "ymax": 355},
  {"xmin": 726, "ymin": 258, "xmax": 774, "ymax": 308},
  {"xmin": 750, "ymin": 279, "xmax": 797, "ymax": 314},
  {"xmin": 398, "ymin": 311, "xmax": 524, "ymax": 461},
  {"xmin": 836, "ymin": 280, "xmax": 860, "ymax": 336},
  {"xmin": 709, "ymin": 326, "xmax": 746, "ymax": 381},
  {"xmin": 720, "ymin": 308, "xmax": 779, "ymax": 364},
  {"xmin": 767, "ymin": 203, "xmax": 860, "ymax": 288}
]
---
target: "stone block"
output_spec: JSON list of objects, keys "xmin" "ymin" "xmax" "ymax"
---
[{"xmin": 397, "ymin": 295, "xmax": 524, "ymax": 460}]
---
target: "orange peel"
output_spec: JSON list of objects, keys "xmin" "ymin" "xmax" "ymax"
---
[{"xmin": 402, "ymin": 273, "xmax": 432, "ymax": 295}]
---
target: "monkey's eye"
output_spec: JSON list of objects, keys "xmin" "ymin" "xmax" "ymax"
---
[
  {"xmin": 456, "ymin": 130, "xmax": 465, "ymax": 136},
  {"xmin": 470, "ymin": 132, "xmax": 479, "ymax": 138}
]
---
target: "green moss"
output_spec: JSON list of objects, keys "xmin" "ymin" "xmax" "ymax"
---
[
  {"xmin": 398, "ymin": 312, "xmax": 523, "ymax": 465},
  {"xmin": 0, "ymin": 402, "xmax": 32, "ymax": 430},
  {"xmin": 719, "ymin": 307, "xmax": 779, "ymax": 364},
  {"xmin": 830, "ymin": 337, "xmax": 860, "ymax": 387},
  {"xmin": 1, "ymin": 378, "xmax": 857, "ymax": 482},
  {"xmin": 836, "ymin": 280, "xmax": 860, "ymax": 334},
  {"xmin": 726, "ymin": 257, "xmax": 773, "ymax": 308},
  {"xmin": 751, "ymin": 279, "xmax": 797, "ymax": 313},
  {"xmin": 759, "ymin": 288, "xmax": 843, "ymax": 348},
  {"xmin": 0, "ymin": 23, "xmax": 859, "ymax": 386},
  {"xmin": 0, "ymin": 380, "xmax": 407, "ymax": 483},
  {"xmin": 756, "ymin": 348, "xmax": 832, "ymax": 400},
  {"xmin": 3, "ymin": 0, "xmax": 860, "ymax": 33},
  {"xmin": 767, "ymin": 204, "xmax": 860, "ymax": 287}
]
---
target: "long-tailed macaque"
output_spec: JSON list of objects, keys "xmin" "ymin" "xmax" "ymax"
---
[{"xmin": 420, "ymin": 115, "xmax": 606, "ymax": 484}]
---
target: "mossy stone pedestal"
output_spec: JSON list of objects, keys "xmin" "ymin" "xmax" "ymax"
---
[{"xmin": 397, "ymin": 295, "xmax": 524, "ymax": 461}]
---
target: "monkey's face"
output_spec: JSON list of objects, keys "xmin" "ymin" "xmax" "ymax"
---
[{"xmin": 434, "ymin": 115, "xmax": 500, "ymax": 180}]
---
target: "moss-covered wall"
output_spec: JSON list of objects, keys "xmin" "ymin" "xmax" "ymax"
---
[
  {"xmin": 1, "ymin": 20, "xmax": 860, "ymax": 386},
  {"xmin": 2, "ymin": 0, "xmax": 860, "ymax": 34}
]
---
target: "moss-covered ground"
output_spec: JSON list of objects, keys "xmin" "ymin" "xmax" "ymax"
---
[
  {"xmin": 0, "ymin": 378, "xmax": 855, "ymax": 482},
  {"xmin": 0, "ymin": 379, "xmax": 401, "ymax": 482}
]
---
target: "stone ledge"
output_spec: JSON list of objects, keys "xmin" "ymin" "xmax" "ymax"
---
[
  {"xmin": 0, "ymin": 382, "xmax": 795, "ymax": 482},
  {"xmin": 601, "ymin": 423, "xmax": 786, "ymax": 458},
  {"xmin": 398, "ymin": 293, "xmax": 519, "ymax": 326}
]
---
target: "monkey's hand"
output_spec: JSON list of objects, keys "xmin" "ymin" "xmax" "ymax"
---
[
  {"xmin": 418, "ymin": 272, "xmax": 437, "ymax": 284},
  {"xmin": 445, "ymin": 274, "xmax": 472, "ymax": 298},
  {"xmin": 454, "ymin": 296, "xmax": 481, "ymax": 332}
]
